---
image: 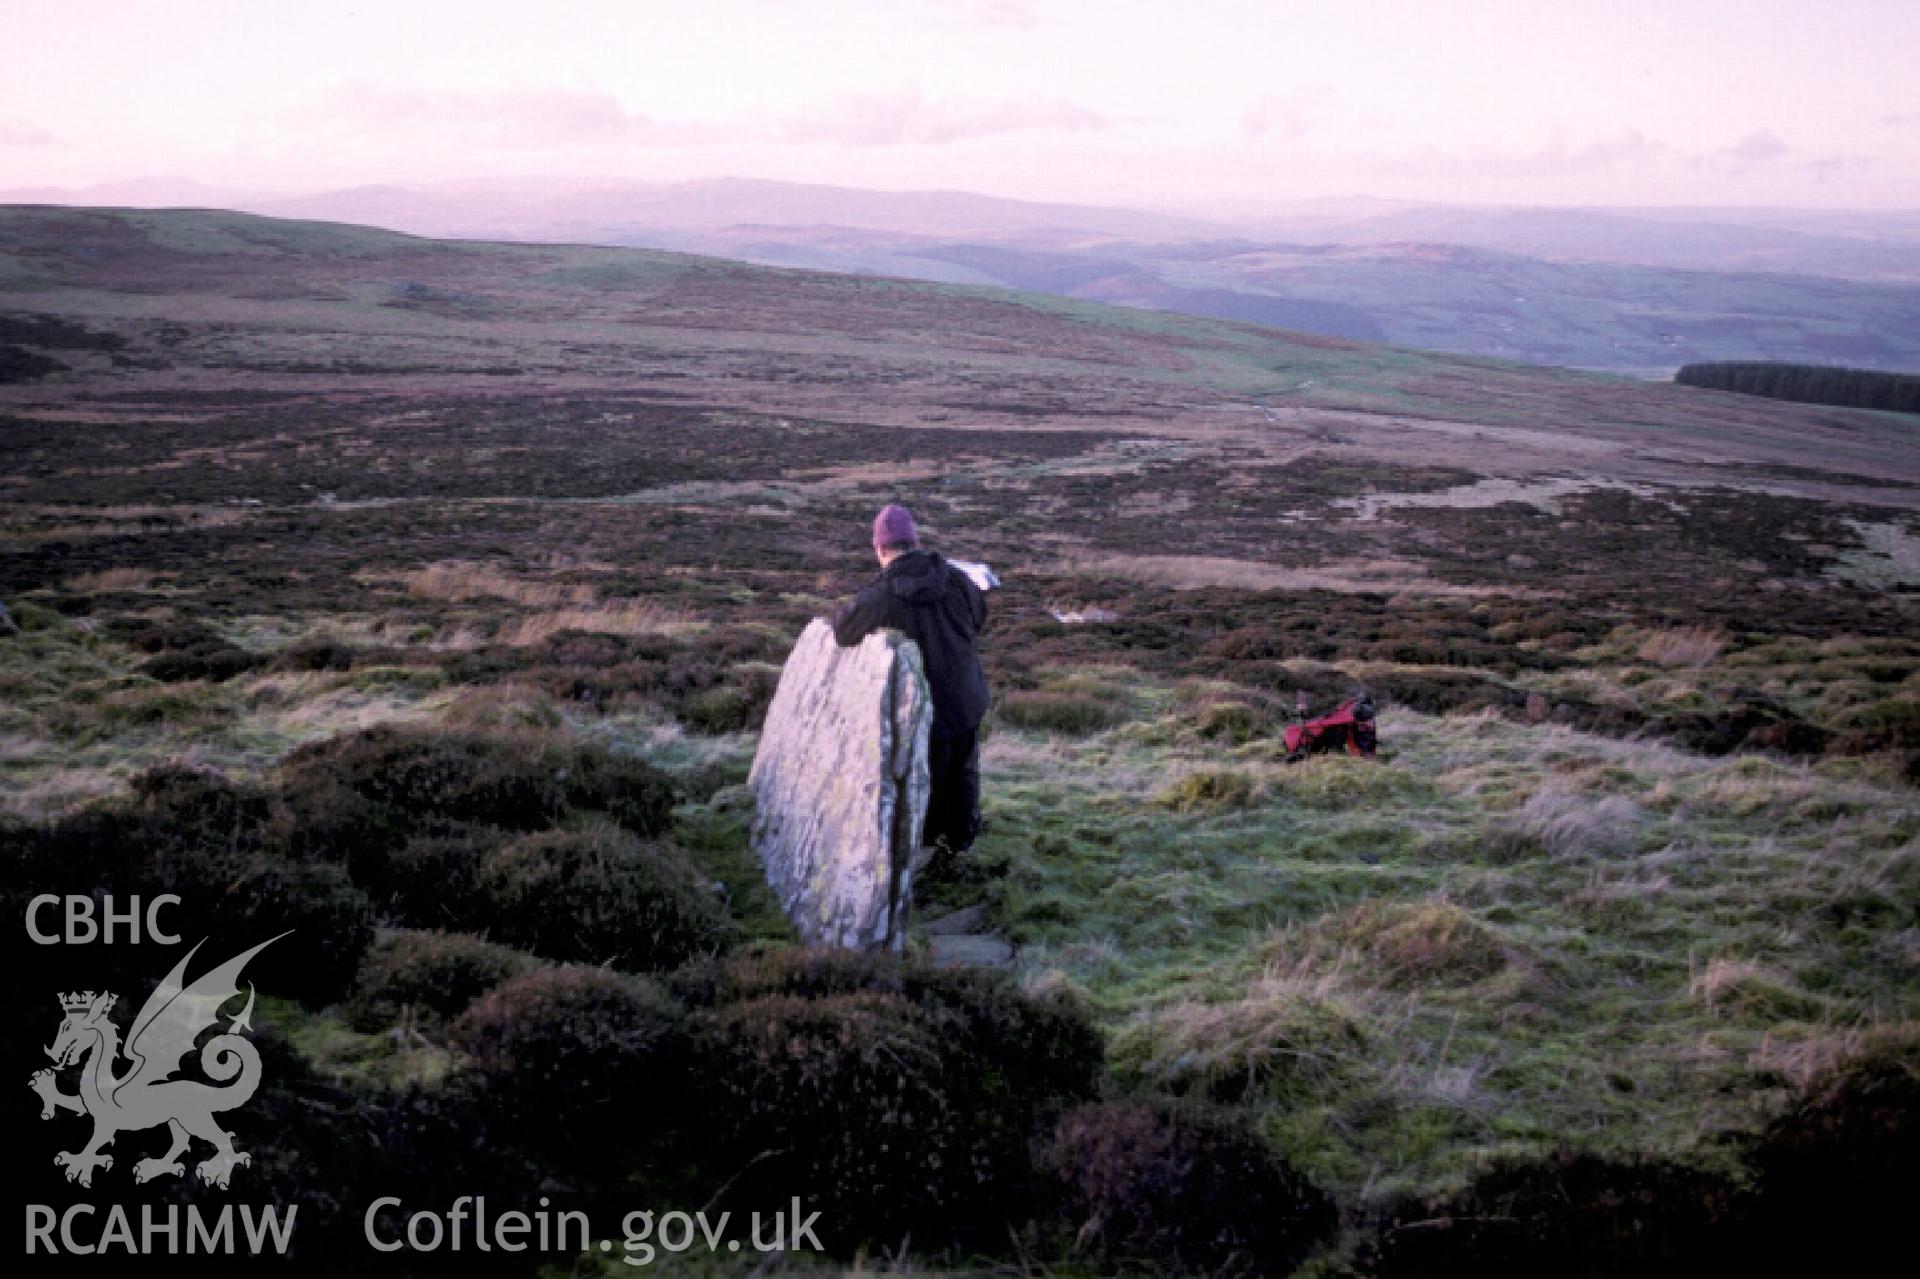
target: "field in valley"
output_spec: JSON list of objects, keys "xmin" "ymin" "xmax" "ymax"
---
[{"xmin": 2, "ymin": 206, "xmax": 1917, "ymax": 1275}]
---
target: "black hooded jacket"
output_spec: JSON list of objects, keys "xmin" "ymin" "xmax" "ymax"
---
[{"xmin": 831, "ymin": 549, "xmax": 989, "ymax": 738}]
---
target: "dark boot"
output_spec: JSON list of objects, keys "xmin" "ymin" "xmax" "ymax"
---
[{"xmin": 923, "ymin": 728, "xmax": 981, "ymax": 853}]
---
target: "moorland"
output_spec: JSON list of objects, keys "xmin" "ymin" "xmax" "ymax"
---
[{"xmin": 1, "ymin": 204, "xmax": 1916, "ymax": 1275}]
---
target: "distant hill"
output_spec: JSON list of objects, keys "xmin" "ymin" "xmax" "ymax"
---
[
  {"xmin": 1238, "ymin": 204, "xmax": 1920, "ymax": 280},
  {"xmin": 3, "ymin": 204, "xmax": 1911, "ymax": 465},
  {"xmin": 7, "ymin": 179, "xmax": 1919, "ymax": 376},
  {"xmin": 248, "ymin": 176, "xmax": 1228, "ymax": 245},
  {"xmin": 624, "ymin": 225, "xmax": 1920, "ymax": 375}
]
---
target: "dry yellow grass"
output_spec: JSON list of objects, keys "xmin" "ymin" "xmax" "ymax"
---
[
  {"xmin": 442, "ymin": 684, "xmax": 565, "ymax": 731},
  {"xmin": 1064, "ymin": 552, "xmax": 1520, "ymax": 598},
  {"xmin": 1688, "ymin": 956, "xmax": 1765, "ymax": 1008},
  {"xmin": 1638, "ymin": 624, "xmax": 1729, "ymax": 667},
  {"xmin": 1111, "ymin": 964, "xmax": 1369, "ymax": 1101},
  {"xmin": 390, "ymin": 560, "xmax": 599, "ymax": 608},
  {"xmin": 496, "ymin": 600, "xmax": 698, "ymax": 646},
  {"xmin": 63, "ymin": 566, "xmax": 164, "ymax": 592},
  {"xmin": 1687, "ymin": 759, "xmax": 1819, "ymax": 818},
  {"xmin": 354, "ymin": 562, "xmax": 702, "ymax": 645},
  {"xmin": 1330, "ymin": 896, "xmax": 1511, "ymax": 986},
  {"xmin": 1487, "ymin": 785, "xmax": 1645, "ymax": 860},
  {"xmin": 4, "ymin": 765, "xmax": 130, "ymax": 819},
  {"xmin": 1747, "ymin": 1023, "xmax": 1872, "ymax": 1088},
  {"xmin": 1688, "ymin": 955, "xmax": 1824, "ymax": 1019},
  {"xmin": 1568, "ymin": 867, "xmax": 1674, "ymax": 915},
  {"xmin": 534, "ymin": 551, "xmax": 617, "ymax": 573},
  {"xmin": 3, "ymin": 505, "xmax": 251, "ymax": 547}
]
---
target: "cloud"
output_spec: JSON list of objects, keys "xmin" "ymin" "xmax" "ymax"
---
[
  {"xmin": 1371, "ymin": 127, "xmax": 1872, "ymax": 194},
  {"xmin": 1883, "ymin": 112, "xmax": 1920, "ymax": 128},
  {"xmin": 1691, "ymin": 129, "xmax": 1791, "ymax": 174},
  {"xmin": 1381, "ymin": 130, "xmax": 1668, "ymax": 182},
  {"xmin": 1728, "ymin": 130, "xmax": 1790, "ymax": 165},
  {"xmin": 302, "ymin": 84, "xmax": 1112, "ymax": 153},
  {"xmin": 1796, "ymin": 152, "xmax": 1873, "ymax": 182},
  {"xmin": 1242, "ymin": 90, "xmax": 1330, "ymax": 144},
  {"xmin": 953, "ymin": 0, "xmax": 1042, "ymax": 27},
  {"xmin": 768, "ymin": 0, "xmax": 1045, "ymax": 28},
  {"xmin": 1234, "ymin": 109, "xmax": 1669, "ymax": 186},
  {"xmin": 0, "ymin": 120, "xmax": 56, "ymax": 147},
  {"xmin": 771, "ymin": 91, "xmax": 1115, "ymax": 146},
  {"xmin": 307, "ymin": 85, "xmax": 725, "ymax": 150},
  {"xmin": 1665, "ymin": 130, "xmax": 1867, "ymax": 185}
]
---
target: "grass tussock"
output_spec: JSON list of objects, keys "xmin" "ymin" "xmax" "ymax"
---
[
  {"xmin": 1747, "ymin": 1022, "xmax": 1873, "ymax": 1088},
  {"xmin": 440, "ymin": 683, "xmax": 565, "ymax": 732},
  {"xmin": 496, "ymin": 600, "xmax": 699, "ymax": 645},
  {"xmin": 1325, "ymin": 896, "xmax": 1513, "ymax": 987},
  {"xmin": 364, "ymin": 560, "xmax": 702, "ymax": 646},
  {"xmin": 63, "ymin": 566, "xmax": 166, "ymax": 593},
  {"xmin": 1638, "ymin": 624, "xmax": 1730, "ymax": 667},
  {"xmin": 1486, "ymin": 785, "xmax": 1645, "ymax": 861},
  {"xmin": 1263, "ymin": 751, "xmax": 1429, "ymax": 808},
  {"xmin": 997, "ymin": 667, "xmax": 1141, "ymax": 736},
  {"xmin": 998, "ymin": 689, "xmax": 1121, "ymax": 736},
  {"xmin": 1688, "ymin": 955, "xmax": 1827, "ymax": 1021},
  {"xmin": 1157, "ymin": 767, "xmax": 1258, "ymax": 810},
  {"xmin": 1110, "ymin": 968, "xmax": 1369, "ymax": 1102},
  {"xmin": 389, "ymin": 560, "xmax": 600, "ymax": 608}
]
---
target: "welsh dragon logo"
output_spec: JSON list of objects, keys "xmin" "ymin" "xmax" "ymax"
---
[{"xmin": 28, "ymin": 934, "xmax": 284, "ymax": 1189}]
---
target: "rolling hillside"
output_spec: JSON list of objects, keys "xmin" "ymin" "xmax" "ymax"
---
[
  {"xmin": 2, "ymin": 206, "xmax": 1916, "ymax": 1273},
  {"xmin": 4, "ymin": 205, "xmax": 1916, "ymax": 635},
  {"xmin": 217, "ymin": 177, "xmax": 1920, "ymax": 375}
]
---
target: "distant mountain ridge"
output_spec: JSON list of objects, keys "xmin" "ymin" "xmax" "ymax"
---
[
  {"xmin": 249, "ymin": 176, "xmax": 1230, "ymax": 245},
  {"xmin": 6, "ymin": 177, "xmax": 1919, "ymax": 375},
  {"xmin": 1241, "ymin": 204, "xmax": 1920, "ymax": 279}
]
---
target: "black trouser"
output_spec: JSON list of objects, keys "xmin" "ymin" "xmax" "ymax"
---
[{"xmin": 922, "ymin": 728, "xmax": 981, "ymax": 852}]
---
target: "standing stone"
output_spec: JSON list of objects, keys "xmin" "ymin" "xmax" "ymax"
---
[{"xmin": 749, "ymin": 619, "xmax": 932, "ymax": 951}]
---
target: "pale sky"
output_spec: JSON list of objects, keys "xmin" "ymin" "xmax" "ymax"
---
[{"xmin": 2, "ymin": 0, "xmax": 1917, "ymax": 210}]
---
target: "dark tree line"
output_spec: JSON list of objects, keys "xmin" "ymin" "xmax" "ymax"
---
[{"xmin": 1675, "ymin": 361, "xmax": 1920, "ymax": 414}]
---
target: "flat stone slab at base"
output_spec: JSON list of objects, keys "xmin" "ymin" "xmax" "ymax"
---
[
  {"xmin": 926, "ymin": 933, "xmax": 1016, "ymax": 970},
  {"xmin": 921, "ymin": 904, "xmax": 990, "ymax": 936},
  {"xmin": 749, "ymin": 619, "xmax": 932, "ymax": 951}
]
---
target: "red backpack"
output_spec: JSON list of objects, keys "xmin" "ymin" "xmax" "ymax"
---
[{"xmin": 1284, "ymin": 692, "xmax": 1378, "ymax": 761}]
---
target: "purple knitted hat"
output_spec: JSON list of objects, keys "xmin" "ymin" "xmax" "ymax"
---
[{"xmin": 872, "ymin": 503, "xmax": 918, "ymax": 548}]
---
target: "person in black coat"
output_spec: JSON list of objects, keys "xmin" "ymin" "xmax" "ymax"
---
[{"xmin": 831, "ymin": 504, "xmax": 988, "ymax": 853}]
